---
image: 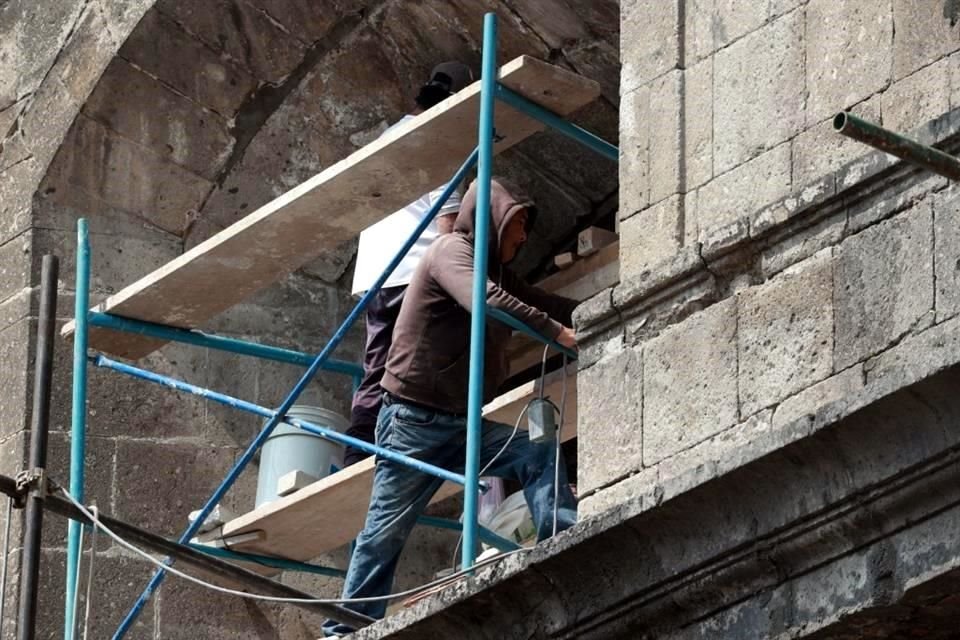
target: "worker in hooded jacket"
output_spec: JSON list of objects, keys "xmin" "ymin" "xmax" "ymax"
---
[{"xmin": 323, "ymin": 177, "xmax": 579, "ymax": 635}]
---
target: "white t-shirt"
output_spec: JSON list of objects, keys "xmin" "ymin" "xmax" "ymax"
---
[{"xmin": 351, "ymin": 116, "xmax": 462, "ymax": 295}]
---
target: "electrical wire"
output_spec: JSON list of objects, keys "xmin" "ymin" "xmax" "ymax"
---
[
  {"xmin": 552, "ymin": 354, "xmax": 569, "ymax": 537},
  {"xmin": 59, "ymin": 488, "xmax": 527, "ymax": 606}
]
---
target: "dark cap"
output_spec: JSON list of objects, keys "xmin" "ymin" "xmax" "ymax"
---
[{"xmin": 427, "ymin": 61, "xmax": 474, "ymax": 94}]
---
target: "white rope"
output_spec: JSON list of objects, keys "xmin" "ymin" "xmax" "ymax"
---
[
  {"xmin": 552, "ymin": 353, "xmax": 569, "ymax": 537},
  {"xmin": 59, "ymin": 489, "xmax": 526, "ymax": 605},
  {"xmin": 70, "ymin": 514, "xmax": 85, "ymax": 635}
]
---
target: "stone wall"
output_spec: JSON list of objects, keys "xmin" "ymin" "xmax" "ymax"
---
[{"xmin": 579, "ymin": 0, "xmax": 960, "ymax": 521}]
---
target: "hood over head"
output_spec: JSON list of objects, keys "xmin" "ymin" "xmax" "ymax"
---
[{"xmin": 454, "ymin": 176, "xmax": 536, "ymax": 269}]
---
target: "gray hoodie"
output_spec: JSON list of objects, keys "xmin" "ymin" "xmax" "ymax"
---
[{"xmin": 381, "ymin": 177, "xmax": 578, "ymax": 413}]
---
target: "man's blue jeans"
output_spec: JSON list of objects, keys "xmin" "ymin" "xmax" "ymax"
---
[{"xmin": 322, "ymin": 396, "xmax": 577, "ymax": 636}]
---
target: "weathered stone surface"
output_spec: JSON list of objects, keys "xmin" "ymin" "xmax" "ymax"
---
[
  {"xmin": 738, "ymin": 250, "xmax": 834, "ymax": 416},
  {"xmin": 157, "ymin": 579, "xmax": 278, "ymax": 639},
  {"xmin": 121, "ymin": 9, "xmax": 258, "ymax": 117},
  {"xmin": 248, "ymin": 0, "xmax": 350, "ymax": 44},
  {"xmin": 619, "ymin": 84, "xmax": 650, "ymax": 217},
  {"xmin": 50, "ymin": 115, "xmax": 214, "ymax": 235},
  {"xmin": 685, "ymin": 56, "xmax": 712, "ymax": 190},
  {"xmin": 41, "ymin": 432, "xmax": 114, "ymax": 548},
  {"xmin": 563, "ymin": 37, "xmax": 621, "ymax": 104},
  {"xmin": 882, "ymin": 56, "xmax": 953, "ymax": 134},
  {"xmin": 759, "ymin": 207, "xmax": 845, "ymax": 278},
  {"xmin": 643, "ymin": 298, "xmax": 738, "ymax": 465},
  {"xmin": 620, "ymin": 0, "xmax": 680, "ymax": 93},
  {"xmin": 713, "ymin": 10, "xmax": 805, "ymax": 173},
  {"xmin": 834, "ymin": 200, "xmax": 935, "ymax": 369},
  {"xmin": 155, "ymin": 0, "xmax": 307, "ymax": 82},
  {"xmin": 935, "ymin": 189, "xmax": 960, "ymax": 322},
  {"xmin": 684, "ymin": 0, "xmax": 768, "ymax": 63},
  {"xmin": 577, "ymin": 348, "xmax": 643, "ymax": 494},
  {"xmin": 0, "ymin": 229, "xmax": 30, "ymax": 304},
  {"xmin": 0, "ymin": 320, "xmax": 29, "ymax": 439},
  {"xmin": 772, "ymin": 364, "xmax": 864, "ymax": 430},
  {"xmin": 791, "ymin": 95, "xmax": 881, "ymax": 187},
  {"xmin": 620, "ymin": 195, "xmax": 682, "ymax": 285},
  {"xmin": 952, "ymin": 51, "xmax": 960, "ymax": 109},
  {"xmin": 863, "ymin": 311, "xmax": 960, "ymax": 391},
  {"xmin": 0, "ymin": 286, "xmax": 30, "ymax": 333},
  {"xmin": 579, "ymin": 467, "xmax": 655, "ymax": 519},
  {"xmin": 892, "ymin": 0, "xmax": 960, "ymax": 80},
  {"xmin": 697, "ymin": 142, "xmax": 791, "ymax": 238},
  {"xmin": 82, "ymin": 58, "xmax": 235, "ymax": 181},
  {"xmin": 805, "ymin": 0, "xmax": 893, "ymax": 125},
  {"xmin": 0, "ymin": 157, "xmax": 36, "ymax": 240},
  {"xmin": 649, "ymin": 70, "xmax": 682, "ymax": 203}
]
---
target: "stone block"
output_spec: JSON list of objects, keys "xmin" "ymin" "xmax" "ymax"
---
[
  {"xmin": 772, "ymin": 364, "xmax": 864, "ymax": 430},
  {"xmin": 0, "ymin": 321, "xmax": 29, "ymax": 439},
  {"xmin": 738, "ymin": 250, "xmax": 835, "ymax": 415},
  {"xmin": 0, "ymin": 286, "xmax": 30, "ymax": 333},
  {"xmin": 759, "ymin": 208, "xmax": 846, "ymax": 278},
  {"xmin": 935, "ymin": 188, "xmax": 960, "ymax": 321},
  {"xmin": 805, "ymin": 0, "xmax": 893, "ymax": 125},
  {"xmin": 564, "ymin": 38, "xmax": 622, "ymax": 105},
  {"xmin": 621, "ymin": 0, "xmax": 680, "ymax": 94},
  {"xmin": 619, "ymin": 84, "xmax": 651, "ymax": 218},
  {"xmin": 157, "ymin": 577, "xmax": 278, "ymax": 639},
  {"xmin": 0, "ymin": 156, "xmax": 39, "ymax": 241},
  {"xmin": 697, "ymin": 142, "xmax": 792, "ymax": 239},
  {"xmin": 683, "ymin": 189, "xmax": 698, "ymax": 245},
  {"xmin": 643, "ymin": 298, "xmax": 738, "ymax": 465},
  {"xmin": 892, "ymin": 0, "xmax": 960, "ymax": 80},
  {"xmin": 862, "ymin": 312, "xmax": 960, "ymax": 391},
  {"xmin": 121, "ymin": 10, "xmax": 257, "ymax": 117},
  {"xmin": 51, "ymin": 115, "xmax": 214, "ymax": 235},
  {"xmin": 579, "ymin": 467, "xmax": 656, "ymax": 520},
  {"xmin": 42, "ymin": 432, "xmax": 114, "ymax": 549},
  {"xmin": 834, "ymin": 200, "xmax": 935, "ymax": 369},
  {"xmin": 751, "ymin": 173, "xmax": 839, "ymax": 240},
  {"xmin": 685, "ymin": 56, "xmax": 713, "ymax": 190},
  {"xmin": 684, "ymin": 0, "xmax": 769, "ymax": 63},
  {"xmin": 82, "ymin": 58, "xmax": 235, "ymax": 181},
  {"xmin": 619, "ymin": 195, "xmax": 683, "ymax": 285},
  {"xmin": 713, "ymin": 10, "xmax": 805, "ymax": 173},
  {"xmin": 649, "ymin": 70, "xmax": 683, "ymax": 202},
  {"xmin": 37, "ymin": 549, "xmax": 156, "ymax": 640},
  {"xmin": 952, "ymin": 51, "xmax": 960, "ymax": 109},
  {"xmin": 155, "ymin": 0, "xmax": 307, "ymax": 82},
  {"xmin": 577, "ymin": 348, "xmax": 643, "ymax": 495},
  {"xmin": 792, "ymin": 96, "xmax": 881, "ymax": 187},
  {"xmin": 0, "ymin": 229, "xmax": 29, "ymax": 304},
  {"xmin": 882, "ymin": 57, "xmax": 953, "ymax": 135},
  {"xmin": 114, "ymin": 440, "xmax": 240, "ymax": 538}
]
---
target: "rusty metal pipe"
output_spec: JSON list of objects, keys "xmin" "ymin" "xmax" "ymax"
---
[{"xmin": 833, "ymin": 111, "xmax": 960, "ymax": 182}]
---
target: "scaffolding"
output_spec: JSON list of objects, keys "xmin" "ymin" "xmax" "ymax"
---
[{"xmin": 5, "ymin": 12, "xmax": 622, "ymax": 640}]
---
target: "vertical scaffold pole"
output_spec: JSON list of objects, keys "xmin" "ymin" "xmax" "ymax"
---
[
  {"xmin": 65, "ymin": 220, "xmax": 89, "ymax": 640},
  {"xmin": 462, "ymin": 11, "xmax": 497, "ymax": 572}
]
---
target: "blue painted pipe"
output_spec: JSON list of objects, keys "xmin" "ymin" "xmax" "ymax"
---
[
  {"xmin": 495, "ymin": 84, "xmax": 619, "ymax": 162},
  {"xmin": 88, "ymin": 312, "xmax": 363, "ymax": 379},
  {"xmin": 65, "ymin": 220, "xmax": 90, "ymax": 640},
  {"xmin": 463, "ymin": 12, "xmax": 498, "ymax": 572},
  {"xmin": 113, "ymin": 148, "xmax": 480, "ymax": 638},
  {"xmin": 416, "ymin": 515, "xmax": 520, "ymax": 552},
  {"xmin": 486, "ymin": 308, "xmax": 577, "ymax": 360},
  {"xmin": 185, "ymin": 543, "xmax": 346, "ymax": 578},
  {"xmin": 92, "ymin": 355, "xmax": 473, "ymax": 488}
]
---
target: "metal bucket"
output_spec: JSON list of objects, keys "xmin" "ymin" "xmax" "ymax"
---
[{"xmin": 254, "ymin": 405, "xmax": 350, "ymax": 507}]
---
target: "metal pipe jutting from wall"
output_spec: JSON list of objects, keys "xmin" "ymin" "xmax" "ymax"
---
[
  {"xmin": 18, "ymin": 255, "xmax": 59, "ymax": 640},
  {"xmin": 833, "ymin": 112, "xmax": 960, "ymax": 182},
  {"xmin": 111, "ymin": 148, "xmax": 481, "ymax": 639},
  {"xmin": 463, "ymin": 11, "xmax": 498, "ymax": 572}
]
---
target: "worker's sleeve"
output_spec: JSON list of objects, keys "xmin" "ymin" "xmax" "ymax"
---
[
  {"xmin": 500, "ymin": 270, "xmax": 579, "ymax": 327},
  {"xmin": 431, "ymin": 241, "xmax": 566, "ymax": 340}
]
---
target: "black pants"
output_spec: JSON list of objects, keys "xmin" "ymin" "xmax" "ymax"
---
[{"xmin": 344, "ymin": 285, "xmax": 407, "ymax": 467}]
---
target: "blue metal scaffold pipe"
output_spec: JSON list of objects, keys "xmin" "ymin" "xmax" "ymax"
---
[
  {"xmin": 65, "ymin": 220, "xmax": 90, "ymax": 640},
  {"xmin": 495, "ymin": 85, "xmax": 619, "ymax": 162},
  {"xmin": 88, "ymin": 312, "xmax": 363, "ymax": 379},
  {"xmin": 112, "ymin": 147, "xmax": 480, "ymax": 639},
  {"xmin": 462, "ymin": 12, "xmax": 498, "ymax": 572},
  {"xmin": 486, "ymin": 308, "xmax": 577, "ymax": 361},
  {"xmin": 93, "ymin": 355, "xmax": 475, "ymax": 488}
]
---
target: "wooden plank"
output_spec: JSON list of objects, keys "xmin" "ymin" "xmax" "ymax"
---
[
  {"xmin": 61, "ymin": 56, "xmax": 602, "ymax": 359},
  {"xmin": 211, "ymin": 365, "xmax": 577, "ymax": 564},
  {"xmin": 576, "ymin": 226, "xmax": 618, "ymax": 257}
]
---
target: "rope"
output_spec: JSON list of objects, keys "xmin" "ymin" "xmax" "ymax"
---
[
  {"xmin": 81, "ymin": 507, "xmax": 98, "ymax": 640},
  {"xmin": 59, "ymin": 489, "xmax": 527, "ymax": 605}
]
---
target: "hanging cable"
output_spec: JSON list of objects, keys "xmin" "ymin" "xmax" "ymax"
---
[
  {"xmin": 81, "ymin": 507, "xmax": 99, "ymax": 640},
  {"xmin": 553, "ymin": 353, "xmax": 569, "ymax": 537},
  {"xmin": 59, "ymin": 489, "xmax": 527, "ymax": 606}
]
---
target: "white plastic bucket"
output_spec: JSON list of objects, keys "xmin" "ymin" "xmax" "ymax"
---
[{"xmin": 254, "ymin": 405, "xmax": 350, "ymax": 508}]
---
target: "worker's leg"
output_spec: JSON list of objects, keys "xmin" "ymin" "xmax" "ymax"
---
[
  {"xmin": 323, "ymin": 400, "xmax": 464, "ymax": 636},
  {"xmin": 473, "ymin": 420, "xmax": 577, "ymax": 541},
  {"xmin": 344, "ymin": 285, "xmax": 407, "ymax": 467}
]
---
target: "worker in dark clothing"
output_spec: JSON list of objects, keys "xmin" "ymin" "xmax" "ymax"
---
[
  {"xmin": 344, "ymin": 61, "xmax": 475, "ymax": 467},
  {"xmin": 323, "ymin": 177, "xmax": 579, "ymax": 636}
]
